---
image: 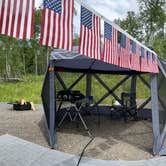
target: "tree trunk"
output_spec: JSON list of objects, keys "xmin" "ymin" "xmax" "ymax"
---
[
  {"xmin": 23, "ymin": 53, "xmax": 26, "ymax": 75},
  {"xmin": 35, "ymin": 54, "xmax": 38, "ymax": 75}
]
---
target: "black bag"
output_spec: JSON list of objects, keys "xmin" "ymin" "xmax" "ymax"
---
[{"xmin": 13, "ymin": 102, "xmax": 31, "ymax": 111}]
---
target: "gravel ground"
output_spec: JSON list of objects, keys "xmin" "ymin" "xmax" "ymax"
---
[{"xmin": 0, "ymin": 103, "xmax": 154, "ymax": 160}]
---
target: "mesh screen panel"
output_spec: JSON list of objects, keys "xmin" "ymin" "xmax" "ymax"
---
[
  {"xmin": 158, "ymin": 69, "xmax": 166, "ymax": 130},
  {"xmin": 41, "ymin": 71, "xmax": 50, "ymax": 128},
  {"xmin": 55, "ymin": 72, "xmax": 86, "ymax": 111},
  {"xmin": 55, "ymin": 72, "xmax": 131, "ymax": 106}
]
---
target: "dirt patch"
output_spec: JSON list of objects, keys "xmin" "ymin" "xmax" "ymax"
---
[{"xmin": 0, "ymin": 103, "xmax": 154, "ymax": 160}]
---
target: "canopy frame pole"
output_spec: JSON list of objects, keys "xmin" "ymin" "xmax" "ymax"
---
[
  {"xmin": 55, "ymin": 72, "xmax": 67, "ymax": 90},
  {"xmin": 49, "ymin": 60, "xmax": 57, "ymax": 149},
  {"xmin": 86, "ymin": 73, "xmax": 92, "ymax": 98},
  {"xmin": 94, "ymin": 75, "xmax": 131, "ymax": 106},
  {"xmin": 93, "ymin": 74, "xmax": 121, "ymax": 104},
  {"xmin": 137, "ymin": 97, "xmax": 151, "ymax": 111},
  {"xmin": 137, "ymin": 74, "xmax": 152, "ymax": 110},
  {"xmin": 130, "ymin": 74, "xmax": 137, "ymax": 106},
  {"xmin": 151, "ymin": 73, "xmax": 161, "ymax": 154},
  {"xmin": 68, "ymin": 73, "xmax": 86, "ymax": 90},
  {"xmin": 138, "ymin": 74, "xmax": 150, "ymax": 88}
]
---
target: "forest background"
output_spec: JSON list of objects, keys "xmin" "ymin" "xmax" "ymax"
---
[{"xmin": 0, "ymin": 0, "xmax": 165, "ymax": 103}]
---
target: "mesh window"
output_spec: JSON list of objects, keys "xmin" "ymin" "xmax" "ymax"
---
[
  {"xmin": 55, "ymin": 72, "xmax": 86, "ymax": 111},
  {"xmin": 41, "ymin": 71, "xmax": 50, "ymax": 128},
  {"xmin": 55, "ymin": 72, "xmax": 132, "ymax": 106},
  {"xmin": 158, "ymin": 69, "xmax": 166, "ymax": 130}
]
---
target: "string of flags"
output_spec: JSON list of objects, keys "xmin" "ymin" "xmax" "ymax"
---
[{"xmin": 0, "ymin": 0, "xmax": 159, "ymax": 73}]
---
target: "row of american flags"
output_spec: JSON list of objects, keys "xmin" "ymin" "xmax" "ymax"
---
[{"xmin": 0, "ymin": 0, "xmax": 158, "ymax": 73}]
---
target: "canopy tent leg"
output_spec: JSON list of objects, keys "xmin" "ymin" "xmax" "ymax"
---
[
  {"xmin": 86, "ymin": 73, "xmax": 92, "ymax": 98},
  {"xmin": 48, "ymin": 61, "xmax": 57, "ymax": 149},
  {"xmin": 130, "ymin": 74, "xmax": 137, "ymax": 106},
  {"xmin": 151, "ymin": 74, "xmax": 162, "ymax": 155}
]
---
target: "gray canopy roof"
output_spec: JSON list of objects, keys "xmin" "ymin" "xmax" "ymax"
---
[{"xmin": 50, "ymin": 47, "xmax": 141, "ymax": 74}]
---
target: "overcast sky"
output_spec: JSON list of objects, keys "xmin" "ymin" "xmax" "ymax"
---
[{"xmin": 35, "ymin": 0, "xmax": 139, "ymax": 21}]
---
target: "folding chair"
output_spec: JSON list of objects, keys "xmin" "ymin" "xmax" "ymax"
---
[
  {"xmin": 112, "ymin": 92, "xmax": 137, "ymax": 121},
  {"xmin": 121, "ymin": 92, "xmax": 137, "ymax": 121}
]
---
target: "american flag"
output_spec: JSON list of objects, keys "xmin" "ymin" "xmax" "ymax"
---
[
  {"xmin": 152, "ymin": 53, "xmax": 159, "ymax": 73},
  {"xmin": 135, "ymin": 43, "xmax": 141, "ymax": 71},
  {"xmin": 103, "ymin": 22, "xmax": 113, "ymax": 64},
  {"xmin": 125, "ymin": 36, "xmax": 131, "ymax": 69},
  {"xmin": 0, "ymin": 0, "xmax": 34, "ymax": 39},
  {"xmin": 140, "ymin": 47, "xmax": 148, "ymax": 72},
  {"xmin": 130, "ymin": 41, "xmax": 140, "ymax": 71},
  {"xmin": 114, "ymin": 31, "xmax": 121, "ymax": 66},
  {"xmin": 111, "ymin": 27, "xmax": 118, "ymax": 66},
  {"xmin": 146, "ymin": 50, "xmax": 150, "ymax": 72},
  {"xmin": 79, "ymin": 6, "xmax": 101, "ymax": 60},
  {"xmin": 148, "ymin": 52, "xmax": 154, "ymax": 73},
  {"xmin": 119, "ymin": 33, "xmax": 130, "ymax": 68},
  {"xmin": 119, "ymin": 32, "xmax": 125, "ymax": 67},
  {"xmin": 40, "ymin": 0, "xmax": 74, "ymax": 51}
]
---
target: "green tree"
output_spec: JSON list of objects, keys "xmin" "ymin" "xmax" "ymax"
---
[
  {"xmin": 114, "ymin": 11, "xmax": 143, "ymax": 42},
  {"xmin": 138, "ymin": 0, "xmax": 166, "ymax": 45},
  {"xmin": 0, "ymin": 8, "xmax": 50, "ymax": 77},
  {"xmin": 153, "ymin": 33, "xmax": 166, "ymax": 58}
]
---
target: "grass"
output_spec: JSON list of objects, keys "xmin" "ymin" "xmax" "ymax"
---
[
  {"xmin": 0, "ymin": 74, "xmax": 150, "ymax": 104},
  {"xmin": 0, "ymin": 75, "xmax": 44, "ymax": 104}
]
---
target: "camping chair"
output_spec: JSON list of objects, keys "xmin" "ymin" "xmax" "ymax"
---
[
  {"xmin": 112, "ymin": 92, "xmax": 137, "ymax": 121},
  {"xmin": 121, "ymin": 92, "xmax": 137, "ymax": 121}
]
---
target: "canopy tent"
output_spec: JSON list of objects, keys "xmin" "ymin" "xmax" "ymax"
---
[
  {"xmin": 40, "ymin": 0, "xmax": 163, "ymax": 156},
  {"xmin": 41, "ymin": 47, "xmax": 166, "ymax": 156}
]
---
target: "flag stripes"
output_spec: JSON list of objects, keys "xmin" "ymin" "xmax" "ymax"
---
[
  {"xmin": 119, "ymin": 33, "xmax": 128, "ymax": 68},
  {"xmin": 79, "ymin": 6, "xmax": 101, "ymax": 60},
  {"xmin": 0, "ymin": 0, "xmax": 34, "ymax": 39},
  {"xmin": 103, "ymin": 22, "xmax": 113, "ymax": 63},
  {"xmin": 130, "ymin": 42, "xmax": 140, "ymax": 71},
  {"xmin": 112, "ymin": 29, "xmax": 119, "ymax": 66},
  {"xmin": 40, "ymin": 0, "xmax": 74, "ymax": 51},
  {"xmin": 140, "ymin": 47, "xmax": 148, "ymax": 72},
  {"xmin": 152, "ymin": 53, "xmax": 159, "ymax": 73}
]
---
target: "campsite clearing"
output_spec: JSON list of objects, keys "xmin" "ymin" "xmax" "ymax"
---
[{"xmin": 0, "ymin": 102, "xmax": 154, "ymax": 160}]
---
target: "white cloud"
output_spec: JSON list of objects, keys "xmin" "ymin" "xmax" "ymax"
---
[
  {"xmin": 36, "ymin": 0, "xmax": 139, "ymax": 36},
  {"xmin": 84, "ymin": 0, "xmax": 139, "ymax": 21},
  {"xmin": 35, "ymin": 0, "xmax": 42, "ymax": 8},
  {"xmin": 36, "ymin": 0, "xmax": 139, "ymax": 20}
]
